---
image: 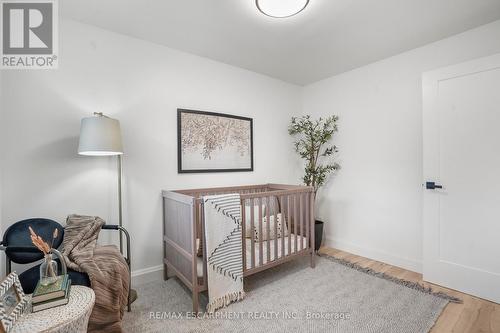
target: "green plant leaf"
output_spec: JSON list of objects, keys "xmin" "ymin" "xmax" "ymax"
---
[{"xmin": 288, "ymin": 115, "xmax": 340, "ymax": 195}]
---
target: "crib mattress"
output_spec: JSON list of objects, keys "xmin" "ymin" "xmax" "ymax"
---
[{"xmin": 197, "ymin": 235, "xmax": 308, "ymax": 277}]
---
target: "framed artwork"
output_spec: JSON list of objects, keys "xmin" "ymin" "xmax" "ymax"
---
[
  {"xmin": 0, "ymin": 273, "xmax": 28, "ymax": 333},
  {"xmin": 177, "ymin": 109, "xmax": 254, "ymax": 173}
]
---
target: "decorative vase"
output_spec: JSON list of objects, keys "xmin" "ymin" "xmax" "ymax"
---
[
  {"xmin": 39, "ymin": 253, "xmax": 58, "ymax": 286},
  {"xmin": 314, "ymin": 220, "xmax": 324, "ymax": 251}
]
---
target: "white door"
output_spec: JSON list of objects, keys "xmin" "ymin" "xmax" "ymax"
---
[{"xmin": 422, "ymin": 53, "xmax": 500, "ymax": 304}]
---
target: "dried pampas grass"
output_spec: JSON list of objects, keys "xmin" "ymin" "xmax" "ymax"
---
[{"xmin": 29, "ymin": 226, "xmax": 58, "ymax": 254}]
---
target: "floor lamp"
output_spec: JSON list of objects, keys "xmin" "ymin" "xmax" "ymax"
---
[
  {"xmin": 78, "ymin": 112, "xmax": 125, "ymax": 251},
  {"xmin": 78, "ymin": 113, "xmax": 137, "ymax": 304}
]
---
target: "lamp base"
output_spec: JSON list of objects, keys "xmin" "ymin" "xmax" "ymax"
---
[
  {"xmin": 127, "ymin": 288, "xmax": 138, "ymax": 311},
  {"xmin": 130, "ymin": 288, "xmax": 138, "ymax": 303}
]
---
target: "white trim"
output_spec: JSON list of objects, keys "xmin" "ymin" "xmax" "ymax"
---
[
  {"xmin": 324, "ymin": 237, "xmax": 422, "ymax": 273},
  {"xmin": 131, "ymin": 265, "xmax": 163, "ymax": 285}
]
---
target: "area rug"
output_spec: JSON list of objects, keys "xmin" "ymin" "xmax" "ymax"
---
[{"xmin": 123, "ymin": 255, "xmax": 458, "ymax": 333}]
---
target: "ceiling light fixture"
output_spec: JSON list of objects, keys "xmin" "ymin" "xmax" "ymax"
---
[{"xmin": 256, "ymin": 0, "xmax": 309, "ymax": 18}]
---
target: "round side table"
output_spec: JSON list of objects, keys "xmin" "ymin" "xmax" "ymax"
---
[{"xmin": 12, "ymin": 286, "xmax": 95, "ymax": 333}]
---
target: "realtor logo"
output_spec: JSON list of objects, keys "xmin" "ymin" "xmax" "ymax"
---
[{"xmin": 1, "ymin": 0, "xmax": 58, "ymax": 69}]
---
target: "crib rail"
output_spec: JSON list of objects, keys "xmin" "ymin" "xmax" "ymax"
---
[
  {"xmin": 162, "ymin": 184, "xmax": 315, "ymax": 312},
  {"xmin": 162, "ymin": 191, "xmax": 197, "ymax": 289},
  {"xmin": 188, "ymin": 184, "xmax": 314, "ymax": 280},
  {"xmin": 240, "ymin": 188, "xmax": 314, "ymax": 275}
]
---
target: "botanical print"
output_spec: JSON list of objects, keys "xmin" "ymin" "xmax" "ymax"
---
[
  {"xmin": 178, "ymin": 110, "xmax": 253, "ymax": 172},
  {"xmin": 181, "ymin": 113, "xmax": 250, "ymax": 159}
]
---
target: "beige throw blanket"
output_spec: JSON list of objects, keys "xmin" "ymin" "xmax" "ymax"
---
[
  {"xmin": 203, "ymin": 194, "xmax": 245, "ymax": 313},
  {"xmin": 62, "ymin": 214, "xmax": 130, "ymax": 333}
]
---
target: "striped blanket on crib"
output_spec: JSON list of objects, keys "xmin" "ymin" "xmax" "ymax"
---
[{"xmin": 203, "ymin": 194, "xmax": 246, "ymax": 313}]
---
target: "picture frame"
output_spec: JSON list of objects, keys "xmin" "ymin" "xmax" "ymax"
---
[
  {"xmin": 177, "ymin": 109, "xmax": 254, "ymax": 173},
  {"xmin": 0, "ymin": 273, "xmax": 28, "ymax": 333}
]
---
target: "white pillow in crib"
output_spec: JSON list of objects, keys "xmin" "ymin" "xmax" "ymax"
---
[
  {"xmin": 244, "ymin": 204, "xmax": 265, "ymax": 237},
  {"xmin": 253, "ymin": 213, "xmax": 288, "ymax": 242}
]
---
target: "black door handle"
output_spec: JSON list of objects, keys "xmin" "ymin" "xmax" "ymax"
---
[{"xmin": 426, "ymin": 182, "xmax": 443, "ymax": 190}]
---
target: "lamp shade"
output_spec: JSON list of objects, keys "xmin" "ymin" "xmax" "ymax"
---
[{"xmin": 78, "ymin": 115, "xmax": 123, "ymax": 156}]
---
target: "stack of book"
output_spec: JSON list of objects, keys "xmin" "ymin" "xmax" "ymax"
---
[{"xmin": 32, "ymin": 274, "xmax": 71, "ymax": 312}]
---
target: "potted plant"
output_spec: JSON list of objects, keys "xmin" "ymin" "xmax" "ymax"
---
[{"xmin": 288, "ymin": 115, "xmax": 340, "ymax": 251}]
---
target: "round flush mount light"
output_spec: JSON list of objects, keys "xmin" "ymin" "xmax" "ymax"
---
[{"xmin": 256, "ymin": 0, "xmax": 309, "ymax": 18}]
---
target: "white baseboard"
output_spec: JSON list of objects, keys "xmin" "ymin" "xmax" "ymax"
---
[
  {"xmin": 131, "ymin": 265, "xmax": 163, "ymax": 286},
  {"xmin": 324, "ymin": 237, "xmax": 422, "ymax": 273}
]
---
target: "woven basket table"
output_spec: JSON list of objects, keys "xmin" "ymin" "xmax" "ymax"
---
[{"xmin": 11, "ymin": 286, "xmax": 95, "ymax": 333}]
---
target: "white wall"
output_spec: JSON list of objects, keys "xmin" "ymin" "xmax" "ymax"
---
[
  {"xmin": 3, "ymin": 16, "xmax": 500, "ymax": 281},
  {"xmin": 1, "ymin": 20, "xmax": 301, "ymax": 282},
  {"xmin": 302, "ymin": 20, "xmax": 500, "ymax": 272}
]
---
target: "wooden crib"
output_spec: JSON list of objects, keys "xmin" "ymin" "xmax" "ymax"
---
[{"xmin": 162, "ymin": 184, "xmax": 315, "ymax": 312}]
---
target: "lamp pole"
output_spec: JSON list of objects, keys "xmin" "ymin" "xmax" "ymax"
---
[{"xmin": 118, "ymin": 154, "xmax": 123, "ymax": 253}]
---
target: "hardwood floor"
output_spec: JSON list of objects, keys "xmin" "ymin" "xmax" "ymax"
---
[{"xmin": 320, "ymin": 247, "xmax": 500, "ymax": 333}]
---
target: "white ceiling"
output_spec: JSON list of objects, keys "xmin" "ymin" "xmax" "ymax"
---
[{"xmin": 61, "ymin": 0, "xmax": 500, "ymax": 85}]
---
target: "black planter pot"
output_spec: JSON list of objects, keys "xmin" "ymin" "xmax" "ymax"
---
[{"xmin": 314, "ymin": 220, "xmax": 324, "ymax": 251}]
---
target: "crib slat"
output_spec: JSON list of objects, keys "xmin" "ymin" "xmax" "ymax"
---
[
  {"xmin": 273, "ymin": 197, "xmax": 278, "ymax": 261},
  {"xmin": 200, "ymin": 202, "xmax": 208, "ymax": 290},
  {"xmin": 241, "ymin": 198, "xmax": 247, "ymax": 272},
  {"xmin": 305, "ymin": 193, "xmax": 310, "ymax": 250},
  {"xmin": 294, "ymin": 194, "xmax": 298, "ymax": 253},
  {"xmin": 191, "ymin": 202, "xmax": 199, "ymax": 312},
  {"xmin": 259, "ymin": 197, "xmax": 264, "ymax": 267},
  {"xmin": 280, "ymin": 196, "xmax": 285, "ymax": 260},
  {"xmin": 287, "ymin": 195, "xmax": 292, "ymax": 255},
  {"xmin": 310, "ymin": 191, "xmax": 316, "ymax": 267},
  {"xmin": 266, "ymin": 196, "xmax": 271, "ymax": 263},
  {"xmin": 198, "ymin": 196, "xmax": 203, "ymax": 245},
  {"xmin": 250, "ymin": 198, "xmax": 255, "ymax": 269},
  {"xmin": 299, "ymin": 193, "xmax": 304, "ymax": 251}
]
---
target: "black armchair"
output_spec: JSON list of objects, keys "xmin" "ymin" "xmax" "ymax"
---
[{"xmin": 0, "ymin": 218, "xmax": 133, "ymax": 311}]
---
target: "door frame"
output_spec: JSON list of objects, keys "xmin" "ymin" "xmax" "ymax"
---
[{"xmin": 422, "ymin": 53, "xmax": 500, "ymax": 302}]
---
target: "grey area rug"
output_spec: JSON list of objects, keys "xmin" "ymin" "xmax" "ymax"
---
[{"xmin": 123, "ymin": 255, "xmax": 453, "ymax": 333}]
